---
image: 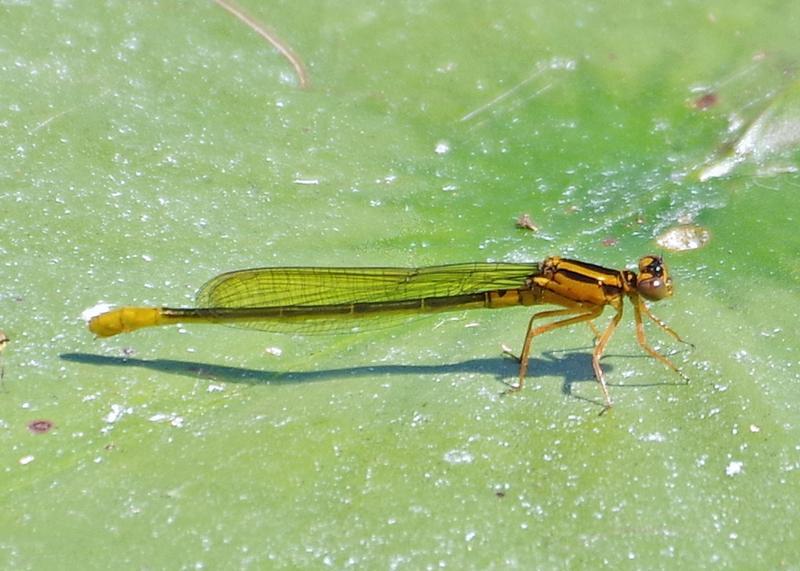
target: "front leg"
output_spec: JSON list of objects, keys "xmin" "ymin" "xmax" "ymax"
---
[{"xmin": 633, "ymin": 297, "xmax": 690, "ymax": 383}]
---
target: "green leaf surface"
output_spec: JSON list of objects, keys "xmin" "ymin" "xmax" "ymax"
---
[{"xmin": 2, "ymin": 1, "xmax": 799, "ymax": 568}]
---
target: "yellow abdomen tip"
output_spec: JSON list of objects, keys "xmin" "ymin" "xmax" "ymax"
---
[{"xmin": 88, "ymin": 307, "xmax": 162, "ymax": 337}]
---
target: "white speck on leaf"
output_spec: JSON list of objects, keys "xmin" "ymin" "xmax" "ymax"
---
[
  {"xmin": 434, "ymin": 141, "xmax": 451, "ymax": 155},
  {"xmin": 725, "ymin": 460, "xmax": 744, "ymax": 477},
  {"xmin": 443, "ymin": 449, "xmax": 474, "ymax": 465},
  {"xmin": 104, "ymin": 404, "xmax": 132, "ymax": 424}
]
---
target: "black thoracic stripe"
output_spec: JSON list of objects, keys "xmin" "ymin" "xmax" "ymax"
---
[
  {"xmin": 558, "ymin": 267, "xmax": 618, "ymax": 286},
  {"xmin": 561, "ymin": 259, "xmax": 617, "ymax": 275}
]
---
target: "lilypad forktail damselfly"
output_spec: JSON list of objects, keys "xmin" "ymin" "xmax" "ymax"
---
[{"xmin": 87, "ymin": 255, "xmax": 689, "ymax": 407}]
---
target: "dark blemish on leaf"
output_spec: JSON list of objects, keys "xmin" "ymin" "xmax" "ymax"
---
[
  {"xmin": 693, "ymin": 92, "xmax": 718, "ymax": 110},
  {"xmin": 27, "ymin": 419, "xmax": 54, "ymax": 434}
]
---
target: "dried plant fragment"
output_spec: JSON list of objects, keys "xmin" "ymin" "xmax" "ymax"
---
[
  {"xmin": 214, "ymin": 0, "xmax": 310, "ymax": 89},
  {"xmin": 515, "ymin": 214, "xmax": 539, "ymax": 232}
]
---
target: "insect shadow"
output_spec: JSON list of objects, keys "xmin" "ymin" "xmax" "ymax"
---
[{"xmin": 60, "ymin": 347, "xmax": 620, "ymax": 404}]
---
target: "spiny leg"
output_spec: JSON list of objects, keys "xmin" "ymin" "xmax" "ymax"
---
[
  {"xmin": 640, "ymin": 302, "xmax": 693, "ymax": 348},
  {"xmin": 591, "ymin": 304, "xmax": 624, "ymax": 409},
  {"xmin": 507, "ymin": 303, "xmax": 603, "ymax": 392},
  {"xmin": 633, "ymin": 298, "xmax": 689, "ymax": 382},
  {"xmin": 501, "ymin": 307, "xmax": 587, "ymax": 363}
]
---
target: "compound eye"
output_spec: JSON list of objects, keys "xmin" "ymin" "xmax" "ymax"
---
[
  {"xmin": 637, "ymin": 256, "xmax": 673, "ymax": 301},
  {"xmin": 638, "ymin": 275, "xmax": 672, "ymax": 300},
  {"xmin": 638, "ymin": 255, "xmax": 661, "ymax": 275}
]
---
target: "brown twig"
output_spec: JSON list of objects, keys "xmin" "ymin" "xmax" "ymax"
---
[
  {"xmin": 515, "ymin": 214, "xmax": 539, "ymax": 232},
  {"xmin": 213, "ymin": 0, "xmax": 310, "ymax": 89}
]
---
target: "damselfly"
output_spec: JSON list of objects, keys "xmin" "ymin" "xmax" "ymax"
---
[{"xmin": 87, "ymin": 255, "xmax": 689, "ymax": 407}]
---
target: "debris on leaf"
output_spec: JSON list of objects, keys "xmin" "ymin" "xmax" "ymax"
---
[
  {"xmin": 0, "ymin": 330, "xmax": 8, "ymax": 384},
  {"xmin": 656, "ymin": 224, "xmax": 711, "ymax": 251},
  {"xmin": 27, "ymin": 419, "xmax": 55, "ymax": 434},
  {"xmin": 692, "ymin": 92, "xmax": 719, "ymax": 110},
  {"xmin": 515, "ymin": 214, "xmax": 539, "ymax": 232}
]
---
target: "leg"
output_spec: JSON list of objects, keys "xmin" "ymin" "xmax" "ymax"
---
[
  {"xmin": 640, "ymin": 302, "xmax": 693, "ymax": 347},
  {"xmin": 508, "ymin": 303, "xmax": 604, "ymax": 392},
  {"xmin": 633, "ymin": 298, "xmax": 689, "ymax": 382},
  {"xmin": 501, "ymin": 308, "xmax": 588, "ymax": 364},
  {"xmin": 591, "ymin": 305, "xmax": 624, "ymax": 409}
]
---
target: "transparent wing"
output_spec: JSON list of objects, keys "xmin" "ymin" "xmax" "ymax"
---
[{"xmin": 195, "ymin": 262, "xmax": 539, "ymax": 334}]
